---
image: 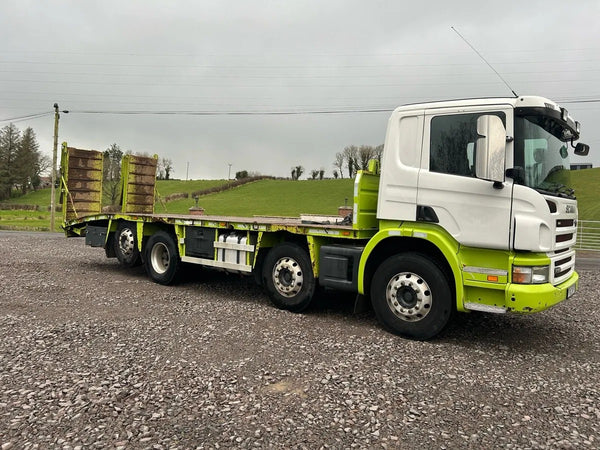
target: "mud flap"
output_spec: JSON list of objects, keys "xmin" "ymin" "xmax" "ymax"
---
[{"xmin": 353, "ymin": 294, "xmax": 371, "ymax": 314}]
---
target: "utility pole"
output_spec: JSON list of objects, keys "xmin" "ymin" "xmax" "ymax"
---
[
  {"xmin": 50, "ymin": 103, "xmax": 68, "ymax": 232},
  {"xmin": 228, "ymin": 163, "xmax": 232, "ymax": 180},
  {"xmin": 50, "ymin": 104, "xmax": 59, "ymax": 232}
]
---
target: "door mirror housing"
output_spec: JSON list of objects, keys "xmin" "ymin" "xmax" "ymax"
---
[
  {"xmin": 475, "ymin": 115, "xmax": 506, "ymax": 183},
  {"xmin": 574, "ymin": 142, "xmax": 590, "ymax": 156}
]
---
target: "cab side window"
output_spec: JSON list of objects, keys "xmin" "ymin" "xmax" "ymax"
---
[{"xmin": 430, "ymin": 112, "xmax": 505, "ymax": 177}]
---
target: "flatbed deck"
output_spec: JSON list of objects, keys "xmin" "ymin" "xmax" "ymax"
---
[{"xmin": 64, "ymin": 212, "xmax": 377, "ymax": 241}]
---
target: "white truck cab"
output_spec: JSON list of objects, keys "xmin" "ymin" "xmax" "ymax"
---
[{"xmin": 371, "ymin": 96, "xmax": 586, "ymax": 327}]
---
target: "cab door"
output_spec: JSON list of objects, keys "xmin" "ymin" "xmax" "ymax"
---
[{"xmin": 416, "ymin": 106, "xmax": 513, "ymax": 250}]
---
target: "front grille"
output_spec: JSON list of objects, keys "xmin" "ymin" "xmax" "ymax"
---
[
  {"xmin": 555, "ymin": 267, "xmax": 571, "ymax": 279},
  {"xmin": 555, "ymin": 256, "xmax": 571, "ymax": 266},
  {"xmin": 550, "ymin": 249, "xmax": 575, "ymax": 285},
  {"xmin": 556, "ymin": 219, "xmax": 574, "ymax": 228},
  {"xmin": 556, "ymin": 233, "xmax": 573, "ymax": 243}
]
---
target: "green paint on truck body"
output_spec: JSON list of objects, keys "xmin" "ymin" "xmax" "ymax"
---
[{"xmin": 357, "ymin": 220, "xmax": 577, "ymax": 315}]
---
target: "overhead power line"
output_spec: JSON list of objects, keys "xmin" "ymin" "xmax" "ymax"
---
[
  {"xmin": 0, "ymin": 47, "xmax": 598, "ymax": 57},
  {"xmin": 561, "ymin": 98, "xmax": 600, "ymax": 104},
  {"xmin": 1, "ymin": 58, "xmax": 598, "ymax": 69},
  {"xmin": 0, "ymin": 46, "xmax": 599, "ymax": 58},
  {"xmin": 67, "ymin": 108, "xmax": 394, "ymax": 116},
  {"xmin": 2, "ymin": 98, "xmax": 598, "ymax": 123},
  {"xmin": 61, "ymin": 99, "xmax": 600, "ymax": 116},
  {"xmin": 0, "ymin": 111, "xmax": 52, "ymax": 123}
]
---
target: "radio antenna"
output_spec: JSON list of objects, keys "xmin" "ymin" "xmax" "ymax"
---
[{"xmin": 451, "ymin": 26, "xmax": 518, "ymax": 98}]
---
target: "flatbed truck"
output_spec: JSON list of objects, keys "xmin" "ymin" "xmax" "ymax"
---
[{"xmin": 60, "ymin": 95, "xmax": 589, "ymax": 340}]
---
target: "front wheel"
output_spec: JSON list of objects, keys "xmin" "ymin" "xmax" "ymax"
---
[
  {"xmin": 263, "ymin": 243, "xmax": 316, "ymax": 312},
  {"xmin": 370, "ymin": 254, "xmax": 453, "ymax": 340},
  {"xmin": 145, "ymin": 231, "xmax": 181, "ymax": 285}
]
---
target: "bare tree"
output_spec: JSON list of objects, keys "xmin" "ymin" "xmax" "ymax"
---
[
  {"xmin": 333, "ymin": 152, "xmax": 345, "ymax": 179},
  {"xmin": 291, "ymin": 165, "xmax": 304, "ymax": 180},
  {"xmin": 374, "ymin": 144, "xmax": 384, "ymax": 162},
  {"xmin": 36, "ymin": 154, "xmax": 51, "ymax": 177},
  {"xmin": 342, "ymin": 145, "xmax": 359, "ymax": 178},
  {"xmin": 358, "ymin": 145, "xmax": 376, "ymax": 170},
  {"xmin": 161, "ymin": 158, "xmax": 173, "ymax": 180},
  {"xmin": 103, "ymin": 143, "xmax": 123, "ymax": 205}
]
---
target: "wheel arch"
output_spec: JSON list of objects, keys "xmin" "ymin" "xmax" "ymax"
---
[
  {"xmin": 261, "ymin": 239, "xmax": 316, "ymax": 312},
  {"xmin": 108, "ymin": 218, "xmax": 178, "ymax": 263},
  {"xmin": 254, "ymin": 231, "xmax": 311, "ymax": 282},
  {"xmin": 145, "ymin": 229, "xmax": 182, "ymax": 285},
  {"xmin": 359, "ymin": 227, "xmax": 465, "ymax": 312}
]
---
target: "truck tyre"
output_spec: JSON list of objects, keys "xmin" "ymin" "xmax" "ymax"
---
[
  {"xmin": 263, "ymin": 243, "xmax": 316, "ymax": 312},
  {"xmin": 114, "ymin": 221, "xmax": 141, "ymax": 267},
  {"xmin": 370, "ymin": 254, "xmax": 453, "ymax": 340},
  {"xmin": 145, "ymin": 231, "xmax": 181, "ymax": 285}
]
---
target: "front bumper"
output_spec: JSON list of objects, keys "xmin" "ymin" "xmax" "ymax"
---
[{"xmin": 505, "ymin": 271, "xmax": 579, "ymax": 313}]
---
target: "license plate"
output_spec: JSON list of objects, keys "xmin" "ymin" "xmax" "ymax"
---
[{"xmin": 567, "ymin": 284, "xmax": 576, "ymax": 299}]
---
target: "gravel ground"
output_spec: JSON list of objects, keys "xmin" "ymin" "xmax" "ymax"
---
[{"xmin": 0, "ymin": 230, "xmax": 599, "ymax": 449}]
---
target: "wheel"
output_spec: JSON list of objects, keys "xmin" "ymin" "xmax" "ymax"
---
[
  {"xmin": 370, "ymin": 254, "xmax": 453, "ymax": 340},
  {"xmin": 114, "ymin": 221, "xmax": 141, "ymax": 267},
  {"xmin": 145, "ymin": 231, "xmax": 181, "ymax": 285},
  {"xmin": 263, "ymin": 243, "xmax": 316, "ymax": 312}
]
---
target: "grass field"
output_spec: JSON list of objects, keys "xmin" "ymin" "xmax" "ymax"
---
[
  {"xmin": 569, "ymin": 168, "xmax": 600, "ymax": 221},
  {"xmin": 3, "ymin": 188, "xmax": 61, "ymax": 209},
  {"xmin": 154, "ymin": 178, "xmax": 354, "ymax": 216},
  {"xmin": 1, "ymin": 168, "xmax": 597, "ymax": 231},
  {"xmin": 0, "ymin": 210, "xmax": 61, "ymax": 231},
  {"xmin": 155, "ymin": 179, "xmax": 231, "ymax": 198}
]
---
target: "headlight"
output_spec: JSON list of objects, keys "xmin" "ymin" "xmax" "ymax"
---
[{"xmin": 512, "ymin": 265, "xmax": 549, "ymax": 284}]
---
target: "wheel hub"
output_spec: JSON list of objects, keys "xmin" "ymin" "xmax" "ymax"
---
[
  {"xmin": 118, "ymin": 228, "xmax": 135, "ymax": 255},
  {"xmin": 272, "ymin": 257, "xmax": 303, "ymax": 298},
  {"xmin": 386, "ymin": 272, "xmax": 432, "ymax": 322},
  {"xmin": 151, "ymin": 242, "xmax": 170, "ymax": 274},
  {"xmin": 397, "ymin": 286, "xmax": 418, "ymax": 308}
]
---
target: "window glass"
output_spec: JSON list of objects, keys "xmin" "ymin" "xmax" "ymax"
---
[
  {"xmin": 513, "ymin": 115, "xmax": 571, "ymax": 193},
  {"xmin": 430, "ymin": 112, "xmax": 505, "ymax": 177}
]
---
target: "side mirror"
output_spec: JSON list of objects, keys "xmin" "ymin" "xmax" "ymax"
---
[
  {"xmin": 574, "ymin": 142, "xmax": 590, "ymax": 156},
  {"xmin": 475, "ymin": 115, "xmax": 506, "ymax": 183}
]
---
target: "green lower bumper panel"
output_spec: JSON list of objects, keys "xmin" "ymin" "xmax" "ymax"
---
[{"xmin": 505, "ymin": 272, "xmax": 579, "ymax": 313}]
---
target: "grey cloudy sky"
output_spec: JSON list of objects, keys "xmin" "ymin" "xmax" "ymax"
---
[{"xmin": 1, "ymin": 0, "xmax": 599, "ymax": 179}]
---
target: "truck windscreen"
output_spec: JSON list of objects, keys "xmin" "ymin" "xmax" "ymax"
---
[{"xmin": 513, "ymin": 114, "xmax": 574, "ymax": 198}]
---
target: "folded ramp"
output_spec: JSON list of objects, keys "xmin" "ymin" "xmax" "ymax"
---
[
  {"xmin": 121, "ymin": 154, "xmax": 158, "ymax": 214},
  {"xmin": 61, "ymin": 144, "xmax": 103, "ymax": 222}
]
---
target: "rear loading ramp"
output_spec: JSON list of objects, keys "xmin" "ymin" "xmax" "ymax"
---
[
  {"xmin": 120, "ymin": 153, "xmax": 158, "ymax": 214},
  {"xmin": 60, "ymin": 144, "xmax": 103, "ymax": 223},
  {"xmin": 61, "ymin": 144, "xmax": 158, "ymax": 225}
]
